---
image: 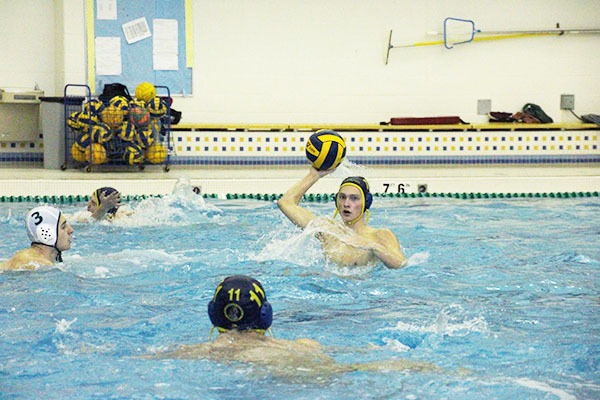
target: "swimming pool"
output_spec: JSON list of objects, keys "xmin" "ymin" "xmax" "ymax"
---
[{"xmin": 1, "ymin": 182, "xmax": 599, "ymax": 399}]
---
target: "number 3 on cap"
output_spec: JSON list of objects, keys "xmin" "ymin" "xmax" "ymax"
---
[{"xmin": 31, "ymin": 212, "xmax": 43, "ymax": 225}]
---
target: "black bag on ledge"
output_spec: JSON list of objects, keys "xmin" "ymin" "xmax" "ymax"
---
[
  {"xmin": 98, "ymin": 83, "xmax": 133, "ymax": 104},
  {"xmin": 168, "ymin": 108, "xmax": 182, "ymax": 125},
  {"xmin": 522, "ymin": 103, "xmax": 553, "ymax": 123},
  {"xmin": 581, "ymin": 114, "xmax": 600, "ymax": 127},
  {"xmin": 158, "ymin": 96, "xmax": 182, "ymax": 125}
]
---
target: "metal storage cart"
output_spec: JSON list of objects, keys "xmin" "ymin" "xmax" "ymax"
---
[{"xmin": 62, "ymin": 84, "xmax": 172, "ymax": 172}]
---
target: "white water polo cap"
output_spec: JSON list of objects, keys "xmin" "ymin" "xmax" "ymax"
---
[{"xmin": 26, "ymin": 206, "xmax": 62, "ymax": 247}]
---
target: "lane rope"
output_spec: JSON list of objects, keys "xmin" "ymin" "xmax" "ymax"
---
[{"xmin": 0, "ymin": 191, "xmax": 597, "ymax": 203}]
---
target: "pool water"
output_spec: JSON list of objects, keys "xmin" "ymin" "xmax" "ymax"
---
[{"xmin": 1, "ymin": 183, "xmax": 599, "ymax": 399}]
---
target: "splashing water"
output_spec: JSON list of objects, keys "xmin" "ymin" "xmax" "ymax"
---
[
  {"xmin": 55, "ymin": 318, "xmax": 78, "ymax": 334},
  {"xmin": 251, "ymin": 217, "xmax": 379, "ymax": 277},
  {"xmin": 387, "ymin": 304, "xmax": 489, "ymax": 337},
  {"xmin": 406, "ymin": 252, "xmax": 430, "ymax": 266},
  {"xmin": 512, "ymin": 378, "xmax": 576, "ymax": 400},
  {"xmin": 60, "ymin": 248, "xmax": 194, "ymax": 278},
  {"xmin": 333, "ymin": 159, "xmax": 369, "ymax": 179},
  {"xmin": 0, "ymin": 209, "xmax": 12, "ymax": 223},
  {"xmin": 250, "ymin": 227, "xmax": 323, "ymax": 268},
  {"xmin": 118, "ymin": 178, "xmax": 223, "ymax": 227}
]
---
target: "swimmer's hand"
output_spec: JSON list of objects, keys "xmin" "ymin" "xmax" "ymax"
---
[
  {"xmin": 308, "ymin": 166, "xmax": 335, "ymax": 179},
  {"xmin": 91, "ymin": 191, "xmax": 122, "ymax": 220},
  {"xmin": 100, "ymin": 191, "xmax": 122, "ymax": 209}
]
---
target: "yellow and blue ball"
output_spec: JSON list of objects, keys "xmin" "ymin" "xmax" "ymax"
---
[
  {"xmin": 305, "ymin": 129, "xmax": 346, "ymax": 171},
  {"xmin": 67, "ymin": 111, "xmax": 85, "ymax": 132},
  {"xmin": 71, "ymin": 143, "xmax": 87, "ymax": 162},
  {"xmin": 135, "ymin": 82, "xmax": 156, "ymax": 103},
  {"xmin": 68, "ymin": 110, "xmax": 97, "ymax": 133},
  {"xmin": 135, "ymin": 126, "xmax": 155, "ymax": 149},
  {"xmin": 146, "ymin": 143, "xmax": 167, "ymax": 164},
  {"xmin": 109, "ymin": 96, "xmax": 130, "ymax": 113},
  {"xmin": 100, "ymin": 104, "xmax": 126, "ymax": 127},
  {"xmin": 145, "ymin": 120, "xmax": 162, "ymax": 138},
  {"xmin": 74, "ymin": 132, "xmax": 91, "ymax": 152},
  {"xmin": 84, "ymin": 143, "xmax": 108, "ymax": 164},
  {"xmin": 90, "ymin": 122, "xmax": 113, "ymax": 143},
  {"xmin": 83, "ymin": 99, "xmax": 105, "ymax": 117},
  {"xmin": 123, "ymin": 143, "xmax": 144, "ymax": 165},
  {"xmin": 146, "ymin": 97, "xmax": 167, "ymax": 118},
  {"xmin": 81, "ymin": 110, "xmax": 99, "ymax": 131},
  {"xmin": 116, "ymin": 121, "xmax": 137, "ymax": 142}
]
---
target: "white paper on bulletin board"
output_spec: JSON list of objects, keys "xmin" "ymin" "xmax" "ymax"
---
[
  {"xmin": 95, "ymin": 36, "xmax": 122, "ymax": 75},
  {"xmin": 153, "ymin": 19, "xmax": 179, "ymax": 70},
  {"xmin": 122, "ymin": 17, "xmax": 151, "ymax": 44},
  {"xmin": 97, "ymin": 0, "xmax": 117, "ymax": 20}
]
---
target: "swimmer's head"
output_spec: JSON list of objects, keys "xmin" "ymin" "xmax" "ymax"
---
[
  {"xmin": 334, "ymin": 176, "xmax": 373, "ymax": 224},
  {"xmin": 26, "ymin": 206, "xmax": 71, "ymax": 261},
  {"xmin": 207, "ymin": 275, "xmax": 273, "ymax": 332},
  {"xmin": 91, "ymin": 187, "xmax": 119, "ymax": 215}
]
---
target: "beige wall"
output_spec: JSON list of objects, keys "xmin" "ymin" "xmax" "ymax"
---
[{"xmin": 2, "ymin": 0, "xmax": 599, "ymax": 124}]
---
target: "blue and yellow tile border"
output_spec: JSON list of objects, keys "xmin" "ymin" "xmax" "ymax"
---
[
  {"xmin": 1, "ymin": 123, "xmax": 598, "ymax": 166},
  {"xmin": 168, "ymin": 123, "xmax": 600, "ymax": 165}
]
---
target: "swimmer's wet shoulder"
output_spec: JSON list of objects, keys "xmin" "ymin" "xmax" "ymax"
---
[{"xmin": 0, "ymin": 248, "xmax": 53, "ymax": 270}]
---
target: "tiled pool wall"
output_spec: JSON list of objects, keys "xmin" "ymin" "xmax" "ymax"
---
[
  {"xmin": 169, "ymin": 127, "xmax": 599, "ymax": 165},
  {"xmin": 2, "ymin": 125, "xmax": 599, "ymax": 166}
]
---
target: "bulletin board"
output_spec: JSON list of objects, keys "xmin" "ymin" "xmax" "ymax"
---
[{"xmin": 87, "ymin": 0, "xmax": 193, "ymax": 96}]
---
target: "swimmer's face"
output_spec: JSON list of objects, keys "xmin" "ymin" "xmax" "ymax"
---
[
  {"xmin": 87, "ymin": 198, "xmax": 98, "ymax": 213},
  {"xmin": 337, "ymin": 186, "xmax": 364, "ymax": 222},
  {"xmin": 56, "ymin": 215, "xmax": 74, "ymax": 251}
]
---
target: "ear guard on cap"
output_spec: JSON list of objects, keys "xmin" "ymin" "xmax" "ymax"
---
[
  {"xmin": 259, "ymin": 301, "xmax": 273, "ymax": 329},
  {"xmin": 364, "ymin": 191, "xmax": 373, "ymax": 210},
  {"xmin": 207, "ymin": 300, "xmax": 218, "ymax": 327},
  {"xmin": 35, "ymin": 224, "xmax": 57, "ymax": 246}
]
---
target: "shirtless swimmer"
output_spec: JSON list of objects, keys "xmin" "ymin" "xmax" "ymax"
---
[{"xmin": 277, "ymin": 167, "xmax": 406, "ymax": 269}]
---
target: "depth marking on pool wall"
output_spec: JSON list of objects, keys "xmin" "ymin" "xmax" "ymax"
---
[{"xmin": 382, "ymin": 183, "xmax": 409, "ymax": 193}]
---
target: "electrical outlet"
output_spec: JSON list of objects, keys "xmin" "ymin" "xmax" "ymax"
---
[
  {"xmin": 477, "ymin": 99, "xmax": 491, "ymax": 115},
  {"xmin": 560, "ymin": 94, "xmax": 575, "ymax": 110}
]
